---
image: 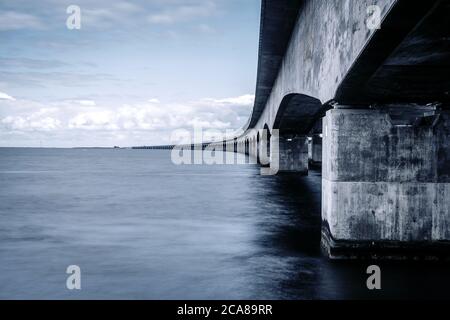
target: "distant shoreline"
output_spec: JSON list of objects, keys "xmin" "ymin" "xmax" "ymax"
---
[{"xmin": 0, "ymin": 147, "xmax": 131, "ymax": 149}]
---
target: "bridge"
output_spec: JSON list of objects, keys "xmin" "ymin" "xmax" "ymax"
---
[{"xmin": 207, "ymin": 0, "xmax": 450, "ymax": 259}]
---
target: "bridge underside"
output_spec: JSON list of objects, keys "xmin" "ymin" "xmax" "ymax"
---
[
  {"xmin": 336, "ymin": 0, "xmax": 450, "ymax": 104},
  {"xmin": 229, "ymin": 0, "xmax": 450, "ymax": 259}
]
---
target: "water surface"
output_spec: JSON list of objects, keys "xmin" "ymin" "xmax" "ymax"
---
[{"xmin": 0, "ymin": 148, "xmax": 449, "ymax": 299}]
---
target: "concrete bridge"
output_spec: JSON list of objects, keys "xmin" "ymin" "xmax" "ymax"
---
[{"xmin": 211, "ymin": 0, "xmax": 450, "ymax": 259}]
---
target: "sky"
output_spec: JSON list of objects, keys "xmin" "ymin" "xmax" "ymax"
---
[{"xmin": 0, "ymin": 0, "xmax": 260, "ymax": 147}]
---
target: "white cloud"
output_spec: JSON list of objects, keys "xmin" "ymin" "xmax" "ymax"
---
[
  {"xmin": 0, "ymin": 91, "xmax": 16, "ymax": 101},
  {"xmin": 2, "ymin": 109, "xmax": 61, "ymax": 131},
  {"xmin": 77, "ymin": 100, "xmax": 97, "ymax": 106},
  {"xmin": 0, "ymin": 94, "xmax": 253, "ymax": 145},
  {"xmin": 197, "ymin": 24, "xmax": 216, "ymax": 34},
  {"xmin": 68, "ymin": 111, "xmax": 118, "ymax": 130},
  {"xmin": 0, "ymin": 11, "xmax": 43, "ymax": 31},
  {"xmin": 148, "ymin": 1, "xmax": 216, "ymax": 24},
  {"xmin": 82, "ymin": 8, "xmax": 120, "ymax": 28},
  {"xmin": 114, "ymin": 2, "xmax": 141, "ymax": 13},
  {"xmin": 0, "ymin": 57, "xmax": 69, "ymax": 70},
  {"xmin": 203, "ymin": 94, "xmax": 255, "ymax": 106},
  {"xmin": 148, "ymin": 14, "xmax": 173, "ymax": 24},
  {"xmin": 81, "ymin": 2, "xmax": 142, "ymax": 29}
]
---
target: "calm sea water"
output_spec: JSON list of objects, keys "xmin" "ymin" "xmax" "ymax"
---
[{"xmin": 0, "ymin": 148, "xmax": 449, "ymax": 300}]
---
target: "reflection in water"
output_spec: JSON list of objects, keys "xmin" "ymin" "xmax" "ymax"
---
[
  {"xmin": 0, "ymin": 148, "xmax": 449, "ymax": 300},
  {"xmin": 248, "ymin": 172, "xmax": 325, "ymax": 299},
  {"xmin": 250, "ymin": 170, "xmax": 450, "ymax": 300}
]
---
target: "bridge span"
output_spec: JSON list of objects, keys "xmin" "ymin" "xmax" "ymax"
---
[{"xmin": 210, "ymin": 0, "xmax": 450, "ymax": 259}]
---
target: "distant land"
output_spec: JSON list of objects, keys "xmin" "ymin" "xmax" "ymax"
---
[{"xmin": 72, "ymin": 146, "xmax": 126, "ymax": 149}]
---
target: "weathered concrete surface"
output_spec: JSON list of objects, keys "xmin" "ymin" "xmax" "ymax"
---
[
  {"xmin": 337, "ymin": 0, "xmax": 450, "ymax": 104},
  {"xmin": 270, "ymin": 133, "xmax": 308, "ymax": 174},
  {"xmin": 236, "ymin": 0, "xmax": 399, "ymax": 171},
  {"xmin": 249, "ymin": 0, "xmax": 303, "ymax": 128},
  {"xmin": 239, "ymin": 0, "xmax": 445, "ymax": 138},
  {"xmin": 322, "ymin": 108, "xmax": 450, "ymax": 259},
  {"xmin": 248, "ymin": 0, "xmax": 397, "ymax": 133}
]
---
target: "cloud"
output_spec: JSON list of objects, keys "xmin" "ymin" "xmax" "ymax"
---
[
  {"xmin": 81, "ymin": 2, "xmax": 144, "ymax": 29},
  {"xmin": 148, "ymin": 1, "xmax": 216, "ymax": 24},
  {"xmin": 147, "ymin": 14, "xmax": 173, "ymax": 24},
  {"xmin": 0, "ymin": 57, "xmax": 69, "ymax": 70},
  {"xmin": 0, "ymin": 94, "xmax": 253, "ymax": 137},
  {"xmin": 114, "ymin": 2, "xmax": 141, "ymax": 13},
  {"xmin": 196, "ymin": 24, "xmax": 216, "ymax": 34},
  {"xmin": 202, "ymin": 94, "xmax": 255, "ymax": 106},
  {"xmin": 82, "ymin": 8, "xmax": 121, "ymax": 28},
  {"xmin": 0, "ymin": 91, "xmax": 15, "ymax": 101},
  {"xmin": 0, "ymin": 11, "xmax": 43, "ymax": 31},
  {"xmin": 68, "ymin": 111, "xmax": 117, "ymax": 130},
  {"xmin": 2, "ymin": 116, "xmax": 61, "ymax": 131},
  {"xmin": 1, "ymin": 107, "xmax": 61, "ymax": 131},
  {"xmin": 0, "ymin": 0, "xmax": 258, "ymax": 147},
  {"xmin": 65, "ymin": 94, "xmax": 253, "ymax": 131},
  {"xmin": 73, "ymin": 100, "xmax": 96, "ymax": 106},
  {"xmin": 0, "ymin": 70, "xmax": 117, "ymax": 88},
  {"xmin": 56, "ymin": 99, "xmax": 97, "ymax": 107}
]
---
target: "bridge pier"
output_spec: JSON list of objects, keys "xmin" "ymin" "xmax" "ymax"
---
[
  {"xmin": 237, "ymin": 140, "xmax": 244, "ymax": 155},
  {"xmin": 249, "ymin": 138, "xmax": 257, "ymax": 158},
  {"xmin": 321, "ymin": 107, "xmax": 450, "ymax": 259},
  {"xmin": 310, "ymin": 134, "xmax": 322, "ymax": 166},
  {"xmin": 271, "ymin": 132, "xmax": 308, "ymax": 174}
]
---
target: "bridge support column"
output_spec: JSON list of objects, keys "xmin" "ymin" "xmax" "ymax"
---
[
  {"xmin": 322, "ymin": 107, "xmax": 450, "ymax": 259},
  {"xmin": 237, "ymin": 141, "xmax": 243, "ymax": 154},
  {"xmin": 249, "ymin": 139, "xmax": 256, "ymax": 158},
  {"xmin": 310, "ymin": 134, "xmax": 322, "ymax": 165},
  {"xmin": 271, "ymin": 133, "xmax": 308, "ymax": 174}
]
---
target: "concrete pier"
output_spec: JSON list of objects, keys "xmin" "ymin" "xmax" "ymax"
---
[
  {"xmin": 310, "ymin": 134, "xmax": 322, "ymax": 166},
  {"xmin": 271, "ymin": 133, "xmax": 308, "ymax": 174},
  {"xmin": 321, "ymin": 107, "xmax": 450, "ymax": 259}
]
